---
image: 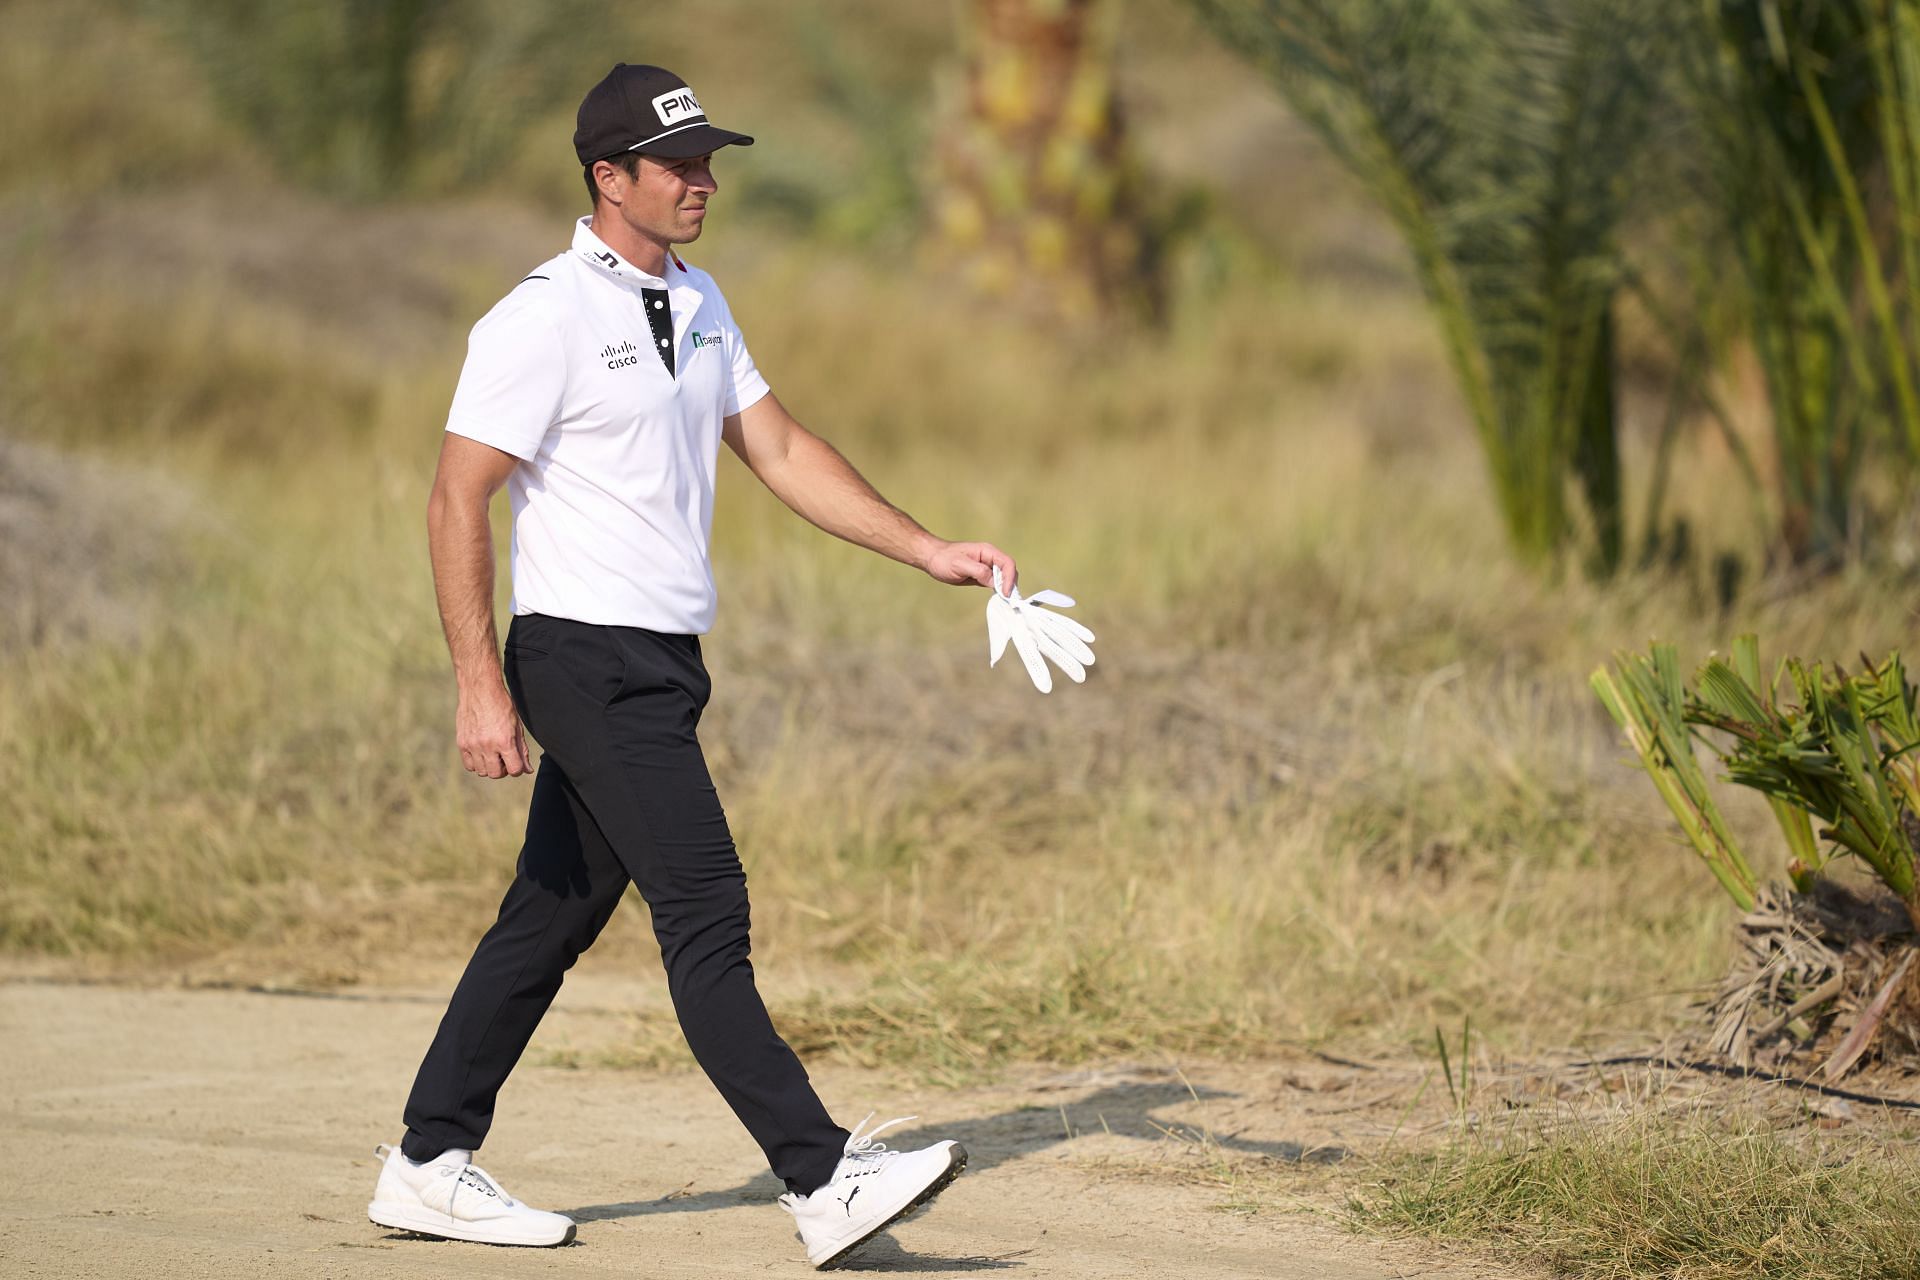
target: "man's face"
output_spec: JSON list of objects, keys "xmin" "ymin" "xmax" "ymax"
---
[{"xmin": 604, "ymin": 152, "xmax": 718, "ymax": 247}]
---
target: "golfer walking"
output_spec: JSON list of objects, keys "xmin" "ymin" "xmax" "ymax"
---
[{"xmin": 367, "ymin": 64, "xmax": 1012, "ymax": 1269}]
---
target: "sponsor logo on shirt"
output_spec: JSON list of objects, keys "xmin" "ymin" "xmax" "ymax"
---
[
  {"xmin": 601, "ymin": 340, "xmax": 640, "ymax": 369},
  {"xmin": 690, "ymin": 331, "xmax": 721, "ymax": 349},
  {"xmin": 653, "ymin": 88, "xmax": 704, "ymax": 126}
]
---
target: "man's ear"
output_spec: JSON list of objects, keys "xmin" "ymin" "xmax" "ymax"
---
[{"xmin": 593, "ymin": 160, "xmax": 624, "ymax": 207}]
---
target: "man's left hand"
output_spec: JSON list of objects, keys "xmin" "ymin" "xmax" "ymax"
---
[{"xmin": 923, "ymin": 539, "xmax": 1017, "ymax": 592}]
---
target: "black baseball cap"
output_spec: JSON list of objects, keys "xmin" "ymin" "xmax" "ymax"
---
[{"xmin": 573, "ymin": 64, "xmax": 754, "ymax": 164}]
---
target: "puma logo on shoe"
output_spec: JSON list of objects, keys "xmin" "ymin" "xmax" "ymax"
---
[{"xmin": 776, "ymin": 1114, "xmax": 969, "ymax": 1267}]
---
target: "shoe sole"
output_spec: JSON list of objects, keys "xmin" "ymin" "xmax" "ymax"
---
[
  {"xmin": 368, "ymin": 1202, "xmax": 576, "ymax": 1247},
  {"xmin": 813, "ymin": 1142, "xmax": 968, "ymax": 1271}
]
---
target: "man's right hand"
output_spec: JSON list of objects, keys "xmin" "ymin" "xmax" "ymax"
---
[
  {"xmin": 456, "ymin": 684, "xmax": 533, "ymax": 779},
  {"xmin": 429, "ymin": 434, "xmax": 531, "ymax": 780}
]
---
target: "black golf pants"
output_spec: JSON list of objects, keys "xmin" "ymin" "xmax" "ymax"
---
[{"xmin": 400, "ymin": 613, "xmax": 850, "ymax": 1194}]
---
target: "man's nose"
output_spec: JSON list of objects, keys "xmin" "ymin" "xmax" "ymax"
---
[{"xmin": 689, "ymin": 163, "xmax": 718, "ymax": 194}]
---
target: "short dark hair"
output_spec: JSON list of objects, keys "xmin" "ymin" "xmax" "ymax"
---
[{"xmin": 584, "ymin": 151, "xmax": 646, "ymax": 206}]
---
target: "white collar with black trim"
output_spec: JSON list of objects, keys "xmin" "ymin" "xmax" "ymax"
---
[{"xmin": 571, "ymin": 217, "xmax": 685, "ymax": 285}]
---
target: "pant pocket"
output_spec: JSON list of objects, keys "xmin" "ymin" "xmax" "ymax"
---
[{"xmin": 504, "ymin": 614, "xmax": 552, "ymax": 660}]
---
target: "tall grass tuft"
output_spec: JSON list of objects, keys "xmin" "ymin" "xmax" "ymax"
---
[{"xmin": 1186, "ymin": 0, "xmax": 1665, "ymax": 574}]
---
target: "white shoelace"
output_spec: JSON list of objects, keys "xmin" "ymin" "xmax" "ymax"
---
[
  {"xmin": 837, "ymin": 1112, "xmax": 916, "ymax": 1175},
  {"xmin": 439, "ymin": 1160, "xmax": 516, "ymax": 1209},
  {"xmin": 376, "ymin": 1143, "xmax": 519, "ymax": 1214},
  {"xmin": 777, "ymin": 1112, "xmax": 918, "ymax": 1211}
]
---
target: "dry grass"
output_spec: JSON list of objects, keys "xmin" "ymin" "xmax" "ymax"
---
[
  {"xmin": 5, "ymin": 181, "xmax": 1912, "ymax": 1068},
  {"xmin": 0, "ymin": 0, "xmax": 1916, "ymax": 1085}
]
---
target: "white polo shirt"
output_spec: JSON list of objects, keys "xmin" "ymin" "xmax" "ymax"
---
[{"xmin": 444, "ymin": 217, "xmax": 771, "ymax": 634}]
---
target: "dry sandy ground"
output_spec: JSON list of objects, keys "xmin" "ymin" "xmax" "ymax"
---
[{"xmin": 0, "ymin": 971, "xmax": 1521, "ymax": 1280}]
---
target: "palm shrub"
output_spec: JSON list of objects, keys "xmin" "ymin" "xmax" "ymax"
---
[
  {"xmin": 1673, "ymin": 0, "xmax": 1920, "ymax": 561},
  {"xmin": 1188, "ymin": 0, "xmax": 1667, "ymax": 573},
  {"xmin": 1594, "ymin": 636, "xmax": 1920, "ymax": 1072},
  {"xmin": 143, "ymin": 0, "xmax": 598, "ymax": 196},
  {"xmin": 1595, "ymin": 635, "xmax": 1919, "ymax": 920}
]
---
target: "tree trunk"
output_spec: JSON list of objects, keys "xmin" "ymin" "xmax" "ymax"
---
[{"xmin": 932, "ymin": 0, "xmax": 1163, "ymax": 324}]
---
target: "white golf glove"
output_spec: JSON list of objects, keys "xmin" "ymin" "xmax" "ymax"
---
[{"xmin": 986, "ymin": 564, "xmax": 1096, "ymax": 693}]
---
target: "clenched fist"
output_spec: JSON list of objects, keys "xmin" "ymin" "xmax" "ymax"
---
[{"xmin": 457, "ymin": 683, "xmax": 532, "ymax": 779}]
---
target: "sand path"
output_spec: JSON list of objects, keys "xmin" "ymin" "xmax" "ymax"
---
[{"xmin": 0, "ymin": 974, "xmax": 1512, "ymax": 1278}]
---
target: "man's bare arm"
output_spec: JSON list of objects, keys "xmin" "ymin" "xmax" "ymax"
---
[
  {"xmin": 426, "ymin": 433, "xmax": 531, "ymax": 779},
  {"xmin": 721, "ymin": 391, "xmax": 1018, "ymax": 591}
]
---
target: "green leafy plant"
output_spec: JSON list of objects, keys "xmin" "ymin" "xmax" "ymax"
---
[
  {"xmin": 1591, "ymin": 641, "xmax": 1762, "ymax": 909},
  {"xmin": 1673, "ymin": 0, "xmax": 1920, "ymax": 562},
  {"xmin": 1188, "ymin": 0, "xmax": 1667, "ymax": 573},
  {"xmin": 1594, "ymin": 635, "xmax": 1920, "ymax": 924},
  {"xmin": 145, "ymin": 0, "xmax": 598, "ymax": 196},
  {"xmin": 1597, "ymin": 637, "xmax": 1920, "ymax": 1076}
]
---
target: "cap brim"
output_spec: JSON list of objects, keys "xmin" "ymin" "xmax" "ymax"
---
[{"xmin": 632, "ymin": 125, "xmax": 754, "ymax": 159}]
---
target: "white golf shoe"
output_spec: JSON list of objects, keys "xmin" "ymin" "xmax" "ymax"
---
[
  {"xmin": 367, "ymin": 1143, "xmax": 575, "ymax": 1246},
  {"xmin": 778, "ymin": 1113, "xmax": 968, "ymax": 1269}
]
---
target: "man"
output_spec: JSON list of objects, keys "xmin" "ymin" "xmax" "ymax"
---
[{"xmin": 366, "ymin": 64, "xmax": 1017, "ymax": 1270}]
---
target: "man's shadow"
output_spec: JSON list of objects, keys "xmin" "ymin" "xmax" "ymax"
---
[{"xmin": 560, "ymin": 1078, "xmax": 1347, "ymax": 1267}]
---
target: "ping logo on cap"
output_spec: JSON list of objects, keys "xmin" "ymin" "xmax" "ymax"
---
[{"xmin": 652, "ymin": 88, "xmax": 704, "ymax": 126}]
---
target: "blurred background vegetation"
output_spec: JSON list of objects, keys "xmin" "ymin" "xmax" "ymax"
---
[{"xmin": 1, "ymin": 0, "xmax": 1917, "ymax": 1089}]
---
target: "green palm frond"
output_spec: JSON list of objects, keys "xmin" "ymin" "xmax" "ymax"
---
[
  {"xmin": 1188, "ymin": 0, "xmax": 1664, "ymax": 573},
  {"xmin": 1599, "ymin": 635, "xmax": 1920, "ymax": 922},
  {"xmin": 1677, "ymin": 0, "xmax": 1920, "ymax": 560},
  {"xmin": 1592, "ymin": 645, "xmax": 1759, "ymax": 909},
  {"xmin": 148, "ymin": 0, "xmax": 600, "ymax": 194}
]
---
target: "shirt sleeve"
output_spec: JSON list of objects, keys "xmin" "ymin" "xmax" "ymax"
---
[
  {"xmin": 717, "ymin": 291, "xmax": 772, "ymax": 418},
  {"xmin": 444, "ymin": 286, "xmax": 567, "ymax": 461}
]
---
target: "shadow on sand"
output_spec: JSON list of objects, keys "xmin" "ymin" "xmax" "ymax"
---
[{"xmin": 562, "ymin": 1076, "xmax": 1346, "ymax": 1241}]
